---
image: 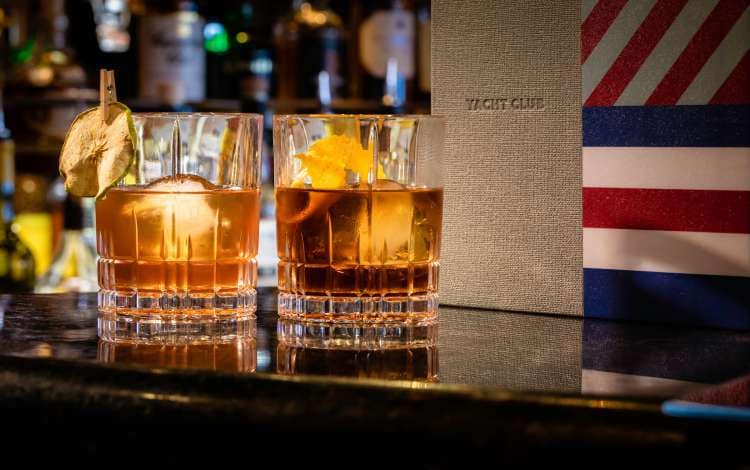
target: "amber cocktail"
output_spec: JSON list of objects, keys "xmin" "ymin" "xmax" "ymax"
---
[
  {"xmin": 97, "ymin": 113, "xmax": 262, "ymax": 341},
  {"xmin": 274, "ymin": 115, "xmax": 445, "ymax": 321}
]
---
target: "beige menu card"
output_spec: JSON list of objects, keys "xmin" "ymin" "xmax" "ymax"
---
[{"xmin": 432, "ymin": 0, "xmax": 583, "ymax": 315}]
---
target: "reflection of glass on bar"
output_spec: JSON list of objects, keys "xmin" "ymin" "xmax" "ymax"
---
[
  {"xmin": 97, "ymin": 336, "xmax": 257, "ymax": 373},
  {"xmin": 276, "ymin": 319, "xmax": 438, "ymax": 382},
  {"xmin": 274, "ymin": 115, "xmax": 445, "ymax": 322},
  {"xmin": 96, "ymin": 113, "xmax": 262, "ymax": 341}
]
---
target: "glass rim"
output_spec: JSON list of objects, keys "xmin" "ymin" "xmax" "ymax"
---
[
  {"xmin": 274, "ymin": 113, "xmax": 446, "ymax": 122},
  {"xmin": 132, "ymin": 111, "xmax": 263, "ymax": 120}
]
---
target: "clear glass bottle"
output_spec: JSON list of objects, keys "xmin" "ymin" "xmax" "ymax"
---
[
  {"xmin": 8, "ymin": 0, "xmax": 87, "ymax": 92},
  {"xmin": 3, "ymin": 0, "xmax": 93, "ymax": 149},
  {"xmin": 0, "ymin": 90, "xmax": 36, "ymax": 293},
  {"xmin": 35, "ymin": 195, "xmax": 97, "ymax": 293}
]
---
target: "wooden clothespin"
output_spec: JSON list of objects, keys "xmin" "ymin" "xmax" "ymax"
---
[{"xmin": 99, "ymin": 69, "xmax": 117, "ymax": 121}]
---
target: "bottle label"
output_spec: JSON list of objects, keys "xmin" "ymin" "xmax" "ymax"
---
[
  {"xmin": 139, "ymin": 12, "xmax": 206, "ymax": 102},
  {"xmin": 359, "ymin": 10, "xmax": 416, "ymax": 79}
]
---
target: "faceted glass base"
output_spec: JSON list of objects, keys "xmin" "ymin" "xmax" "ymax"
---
[
  {"xmin": 277, "ymin": 292, "xmax": 438, "ymax": 322},
  {"xmin": 277, "ymin": 317, "xmax": 437, "ymax": 349},
  {"xmin": 98, "ymin": 289, "xmax": 257, "ymax": 343},
  {"xmin": 98, "ymin": 288, "xmax": 257, "ymax": 313},
  {"xmin": 98, "ymin": 310, "xmax": 256, "ymax": 343}
]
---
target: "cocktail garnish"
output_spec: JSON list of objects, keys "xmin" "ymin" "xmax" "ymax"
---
[
  {"xmin": 58, "ymin": 69, "xmax": 135, "ymax": 198},
  {"xmin": 293, "ymin": 134, "xmax": 384, "ymax": 189}
]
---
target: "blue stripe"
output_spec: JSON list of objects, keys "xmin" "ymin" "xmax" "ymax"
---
[
  {"xmin": 582, "ymin": 320, "xmax": 750, "ymax": 384},
  {"xmin": 584, "ymin": 268, "xmax": 750, "ymax": 331},
  {"xmin": 662, "ymin": 401, "xmax": 750, "ymax": 422},
  {"xmin": 583, "ymin": 105, "xmax": 750, "ymax": 147}
]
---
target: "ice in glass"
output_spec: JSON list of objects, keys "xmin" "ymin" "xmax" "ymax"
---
[{"xmin": 97, "ymin": 176, "xmax": 259, "ymax": 303}]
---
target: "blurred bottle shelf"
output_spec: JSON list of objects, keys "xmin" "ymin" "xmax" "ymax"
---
[
  {"xmin": 4, "ymin": 95, "xmax": 429, "ymax": 112},
  {"xmin": 8, "ymin": 96, "xmax": 430, "ymax": 159},
  {"xmin": 126, "ymin": 97, "xmax": 394, "ymax": 113}
]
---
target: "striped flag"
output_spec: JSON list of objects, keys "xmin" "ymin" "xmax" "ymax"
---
[{"xmin": 582, "ymin": 0, "xmax": 750, "ymax": 330}]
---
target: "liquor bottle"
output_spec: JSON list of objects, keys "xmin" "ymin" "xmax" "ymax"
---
[
  {"xmin": 35, "ymin": 195, "xmax": 97, "ymax": 293},
  {"xmin": 89, "ymin": 0, "xmax": 132, "ymax": 53},
  {"xmin": 220, "ymin": 2, "xmax": 271, "ymax": 106},
  {"xmin": 3, "ymin": 0, "xmax": 94, "ymax": 149},
  {"xmin": 356, "ymin": 0, "xmax": 416, "ymax": 107},
  {"xmin": 138, "ymin": 0, "xmax": 206, "ymax": 105},
  {"xmin": 0, "ymin": 90, "xmax": 36, "ymax": 293},
  {"xmin": 66, "ymin": 0, "xmax": 137, "ymax": 99},
  {"xmin": 8, "ymin": 0, "xmax": 87, "ymax": 92},
  {"xmin": 240, "ymin": 49, "xmax": 274, "ymax": 215},
  {"xmin": 274, "ymin": 0, "xmax": 346, "ymax": 100},
  {"xmin": 201, "ymin": 9, "xmax": 229, "ymax": 100}
]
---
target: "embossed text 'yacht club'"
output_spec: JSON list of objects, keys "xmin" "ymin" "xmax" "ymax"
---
[{"xmin": 465, "ymin": 97, "xmax": 546, "ymax": 111}]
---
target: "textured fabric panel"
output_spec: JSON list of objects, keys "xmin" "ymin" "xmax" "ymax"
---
[
  {"xmin": 432, "ymin": 0, "xmax": 583, "ymax": 315},
  {"xmin": 438, "ymin": 307, "xmax": 582, "ymax": 392}
]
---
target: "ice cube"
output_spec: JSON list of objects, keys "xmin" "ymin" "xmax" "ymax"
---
[
  {"xmin": 370, "ymin": 181, "xmax": 413, "ymax": 263},
  {"xmin": 345, "ymin": 169, "xmax": 361, "ymax": 188},
  {"xmin": 145, "ymin": 174, "xmax": 218, "ymax": 192}
]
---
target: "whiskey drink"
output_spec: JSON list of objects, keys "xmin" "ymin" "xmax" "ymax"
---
[
  {"xmin": 97, "ymin": 175, "xmax": 260, "ymax": 310},
  {"xmin": 276, "ymin": 186, "xmax": 442, "ymax": 297}
]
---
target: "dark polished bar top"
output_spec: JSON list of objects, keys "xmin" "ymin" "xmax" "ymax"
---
[{"xmin": 1, "ymin": 288, "xmax": 749, "ymax": 465}]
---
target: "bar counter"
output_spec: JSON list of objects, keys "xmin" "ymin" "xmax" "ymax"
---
[{"xmin": 0, "ymin": 288, "xmax": 748, "ymax": 465}]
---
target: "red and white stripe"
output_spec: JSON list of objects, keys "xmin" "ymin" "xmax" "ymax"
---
[{"xmin": 583, "ymin": 0, "xmax": 750, "ymax": 106}]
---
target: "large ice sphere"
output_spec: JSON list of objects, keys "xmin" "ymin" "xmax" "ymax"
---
[{"xmin": 131, "ymin": 174, "xmax": 219, "ymax": 260}]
